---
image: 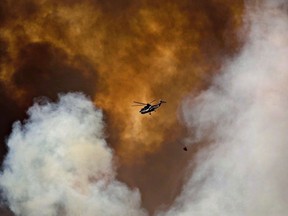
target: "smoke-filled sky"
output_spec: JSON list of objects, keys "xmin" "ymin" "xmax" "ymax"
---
[{"xmin": 1, "ymin": 0, "xmax": 288, "ymax": 215}]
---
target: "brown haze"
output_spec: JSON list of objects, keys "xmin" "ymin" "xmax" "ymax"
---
[{"xmin": 0, "ymin": 0, "xmax": 244, "ymax": 214}]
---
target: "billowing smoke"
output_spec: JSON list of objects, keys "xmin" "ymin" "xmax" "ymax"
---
[
  {"xmin": 0, "ymin": 93, "xmax": 146, "ymax": 216},
  {"xmin": 1, "ymin": 0, "xmax": 288, "ymax": 215},
  {"xmin": 0, "ymin": 0, "xmax": 244, "ymax": 161},
  {"xmin": 0, "ymin": 0, "xmax": 244, "ymax": 213},
  {"xmin": 158, "ymin": 1, "xmax": 288, "ymax": 216}
]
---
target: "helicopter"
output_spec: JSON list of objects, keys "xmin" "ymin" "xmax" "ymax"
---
[{"xmin": 132, "ymin": 99, "xmax": 166, "ymax": 115}]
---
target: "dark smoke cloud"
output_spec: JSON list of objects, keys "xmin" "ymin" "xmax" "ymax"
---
[
  {"xmin": 0, "ymin": 0, "xmax": 245, "ymax": 214},
  {"xmin": 0, "ymin": 84, "xmax": 21, "ymax": 161},
  {"xmin": 12, "ymin": 42, "xmax": 99, "ymax": 103}
]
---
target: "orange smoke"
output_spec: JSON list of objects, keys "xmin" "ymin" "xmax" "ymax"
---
[
  {"xmin": 0, "ymin": 0, "xmax": 243, "ymax": 162},
  {"xmin": 0, "ymin": 0, "xmax": 244, "ymax": 214}
]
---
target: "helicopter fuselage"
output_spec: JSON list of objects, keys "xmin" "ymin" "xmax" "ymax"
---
[
  {"xmin": 133, "ymin": 100, "xmax": 166, "ymax": 115},
  {"xmin": 139, "ymin": 103, "xmax": 162, "ymax": 114}
]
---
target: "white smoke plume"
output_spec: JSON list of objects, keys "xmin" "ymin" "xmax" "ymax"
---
[
  {"xmin": 159, "ymin": 1, "xmax": 288, "ymax": 216},
  {"xmin": 0, "ymin": 93, "xmax": 147, "ymax": 216}
]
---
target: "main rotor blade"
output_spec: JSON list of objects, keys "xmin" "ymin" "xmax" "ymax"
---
[
  {"xmin": 132, "ymin": 104, "xmax": 144, "ymax": 106},
  {"xmin": 149, "ymin": 99, "xmax": 156, "ymax": 104},
  {"xmin": 133, "ymin": 101, "xmax": 147, "ymax": 105}
]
